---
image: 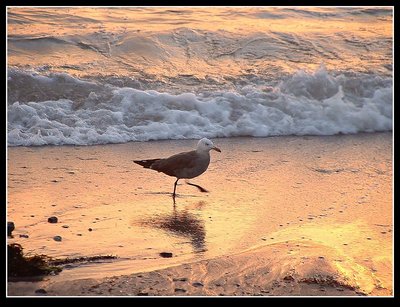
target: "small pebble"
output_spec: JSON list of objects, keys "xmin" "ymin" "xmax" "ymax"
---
[
  {"xmin": 159, "ymin": 252, "xmax": 173, "ymax": 258},
  {"xmin": 88, "ymin": 228, "xmax": 93, "ymax": 232},
  {"xmin": 283, "ymin": 275, "xmax": 294, "ymax": 282},
  {"xmin": 137, "ymin": 292, "xmax": 148, "ymax": 296},
  {"xmin": 53, "ymin": 236, "xmax": 62, "ymax": 242},
  {"xmin": 62, "ymin": 225, "xmax": 69, "ymax": 228},
  {"xmin": 35, "ymin": 288, "xmax": 47, "ymax": 294},
  {"xmin": 7, "ymin": 222, "xmax": 15, "ymax": 236},
  {"xmin": 174, "ymin": 288, "xmax": 186, "ymax": 293},
  {"xmin": 19, "ymin": 234, "xmax": 29, "ymax": 238},
  {"xmin": 48, "ymin": 216, "xmax": 58, "ymax": 223},
  {"xmin": 192, "ymin": 282, "xmax": 204, "ymax": 287}
]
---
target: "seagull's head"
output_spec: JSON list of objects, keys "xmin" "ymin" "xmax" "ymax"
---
[{"xmin": 197, "ymin": 138, "xmax": 221, "ymax": 153}]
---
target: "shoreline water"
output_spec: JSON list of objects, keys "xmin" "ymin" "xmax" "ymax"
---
[{"xmin": 7, "ymin": 133, "xmax": 393, "ymax": 296}]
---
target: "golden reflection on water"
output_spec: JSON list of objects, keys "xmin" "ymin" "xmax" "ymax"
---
[
  {"xmin": 7, "ymin": 7, "xmax": 392, "ymax": 77},
  {"xmin": 8, "ymin": 7, "xmax": 392, "ymax": 37}
]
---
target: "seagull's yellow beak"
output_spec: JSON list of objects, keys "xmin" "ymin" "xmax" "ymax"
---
[{"xmin": 212, "ymin": 146, "xmax": 221, "ymax": 153}]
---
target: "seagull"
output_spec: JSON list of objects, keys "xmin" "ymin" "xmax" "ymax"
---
[{"xmin": 134, "ymin": 138, "xmax": 221, "ymax": 200}]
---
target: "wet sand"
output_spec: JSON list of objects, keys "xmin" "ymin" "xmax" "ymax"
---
[{"xmin": 7, "ymin": 133, "xmax": 393, "ymax": 296}]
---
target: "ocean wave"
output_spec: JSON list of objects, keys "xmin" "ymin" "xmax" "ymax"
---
[{"xmin": 7, "ymin": 67, "xmax": 392, "ymax": 146}]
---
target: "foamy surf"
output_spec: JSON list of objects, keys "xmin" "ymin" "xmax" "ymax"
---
[{"xmin": 7, "ymin": 66, "xmax": 392, "ymax": 146}]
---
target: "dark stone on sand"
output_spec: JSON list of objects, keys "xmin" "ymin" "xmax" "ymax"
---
[
  {"xmin": 192, "ymin": 282, "xmax": 204, "ymax": 287},
  {"xmin": 173, "ymin": 277, "xmax": 188, "ymax": 282},
  {"xmin": 53, "ymin": 236, "xmax": 62, "ymax": 242},
  {"xmin": 88, "ymin": 228, "xmax": 93, "ymax": 232},
  {"xmin": 137, "ymin": 292, "xmax": 149, "ymax": 296},
  {"xmin": 8, "ymin": 222, "xmax": 15, "ymax": 236},
  {"xmin": 174, "ymin": 288, "xmax": 187, "ymax": 293},
  {"xmin": 62, "ymin": 225, "xmax": 69, "ymax": 228},
  {"xmin": 19, "ymin": 234, "xmax": 29, "ymax": 238},
  {"xmin": 159, "ymin": 252, "xmax": 173, "ymax": 258},
  {"xmin": 283, "ymin": 275, "xmax": 295, "ymax": 282},
  {"xmin": 48, "ymin": 216, "xmax": 58, "ymax": 223},
  {"xmin": 35, "ymin": 288, "xmax": 47, "ymax": 294}
]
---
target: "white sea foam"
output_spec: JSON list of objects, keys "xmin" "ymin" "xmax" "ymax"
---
[{"xmin": 7, "ymin": 67, "xmax": 392, "ymax": 146}]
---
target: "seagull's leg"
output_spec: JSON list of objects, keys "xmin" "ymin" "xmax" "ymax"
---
[
  {"xmin": 185, "ymin": 180, "xmax": 209, "ymax": 193},
  {"xmin": 173, "ymin": 178, "xmax": 179, "ymax": 199}
]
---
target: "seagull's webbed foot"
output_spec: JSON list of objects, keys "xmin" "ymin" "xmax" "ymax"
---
[{"xmin": 185, "ymin": 180, "xmax": 209, "ymax": 193}]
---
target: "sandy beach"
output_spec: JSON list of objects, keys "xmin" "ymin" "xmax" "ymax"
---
[{"xmin": 7, "ymin": 133, "xmax": 393, "ymax": 296}]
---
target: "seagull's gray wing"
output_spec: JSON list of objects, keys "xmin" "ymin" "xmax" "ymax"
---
[{"xmin": 150, "ymin": 150, "xmax": 201, "ymax": 177}]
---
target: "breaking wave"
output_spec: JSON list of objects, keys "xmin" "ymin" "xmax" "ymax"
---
[{"xmin": 7, "ymin": 67, "xmax": 392, "ymax": 146}]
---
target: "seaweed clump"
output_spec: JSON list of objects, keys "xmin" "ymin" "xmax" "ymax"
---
[{"xmin": 8, "ymin": 243, "xmax": 62, "ymax": 278}]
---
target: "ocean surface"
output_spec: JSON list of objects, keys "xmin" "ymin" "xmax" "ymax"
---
[{"xmin": 7, "ymin": 7, "xmax": 393, "ymax": 146}]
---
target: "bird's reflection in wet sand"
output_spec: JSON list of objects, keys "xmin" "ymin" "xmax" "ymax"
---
[{"xmin": 142, "ymin": 203, "xmax": 206, "ymax": 253}]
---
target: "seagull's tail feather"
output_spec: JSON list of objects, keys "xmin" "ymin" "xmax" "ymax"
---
[{"xmin": 134, "ymin": 159, "xmax": 161, "ymax": 169}]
